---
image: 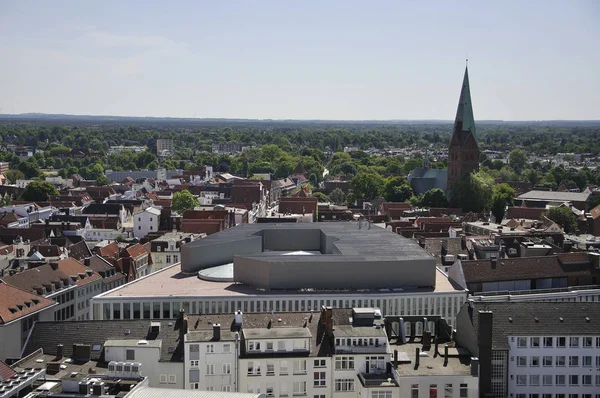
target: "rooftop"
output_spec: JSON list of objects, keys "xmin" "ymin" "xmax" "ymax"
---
[
  {"xmin": 466, "ymin": 301, "xmax": 600, "ymax": 350},
  {"xmin": 98, "ymin": 263, "xmax": 460, "ymax": 299},
  {"xmin": 126, "ymin": 387, "xmax": 263, "ymax": 398},
  {"xmin": 393, "ymin": 343, "xmax": 473, "ymax": 377},
  {"xmin": 517, "ymin": 190, "xmax": 591, "ymax": 203},
  {"xmin": 0, "ymin": 283, "xmax": 55, "ymax": 324}
]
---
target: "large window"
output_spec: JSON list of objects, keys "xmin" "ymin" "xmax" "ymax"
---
[
  {"xmin": 569, "ymin": 375, "xmax": 579, "ymax": 386},
  {"xmin": 557, "ymin": 337, "xmax": 566, "ymax": 347},
  {"xmin": 335, "ymin": 379, "xmax": 355, "ymax": 392},
  {"xmin": 247, "ymin": 361, "xmax": 260, "ymax": 376},
  {"xmin": 335, "ymin": 356, "xmax": 355, "ymax": 370},
  {"xmin": 530, "ymin": 337, "xmax": 540, "ymax": 348},
  {"xmin": 543, "ymin": 356, "xmax": 552, "ymax": 366},
  {"xmin": 444, "ymin": 384, "xmax": 453, "ymax": 398},
  {"xmin": 459, "ymin": 384, "xmax": 468, "ymax": 398},
  {"xmin": 517, "ymin": 337, "xmax": 527, "ymax": 347},
  {"xmin": 367, "ymin": 356, "xmax": 386, "ymax": 373},
  {"xmin": 556, "ymin": 375, "xmax": 565, "ymax": 386},
  {"xmin": 280, "ymin": 360, "xmax": 288, "ymax": 375},
  {"xmin": 543, "ymin": 375, "xmax": 552, "ymax": 386},
  {"xmin": 372, "ymin": 392, "xmax": 392, "ymax": 398},
  {"xmin": 293, "ymin": 381, "xmax": 306, "ymax": 396},
  {"xmin": 570, "ymin": 337, "xmax": 579, "ymax": 347},
  {"xmin": 569, "ymin": 356, "xmax": 579, "ymax": 367},
  {"xmin": 223, "ymin": 363, "xmax": 231, "ymax": 374},
  {"xmin": 543, "ymin": 337, "xmax": 553, "ymax": 347},
  {"xmin": 530, "ymin": 356, "xmax": 540, "ymax": 367},
  {"xmin": 293, "ymin": 360, "xmax": 306, "ymax": 374},
  {"xmin": 530, "ymin": 375, "xmax": 539, "ymax": 386},
  {"xmin": 313, "ymin": 372, "xmax": 326, "ymax": 387},
  {"xmin": 557, "ymin": 356, "xmax": 566, "ymax": 367},
  {"xmin": 516, "ymin": 375, "xmax": 527, "ymax": 386},
  {"xmin": 517, "ymin": 356, "xmax": 527, "ymax": 367}
]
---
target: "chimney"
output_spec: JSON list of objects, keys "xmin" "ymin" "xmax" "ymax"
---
[
  {"xmin": 478, "ymin": 311, "xmax": 494, "ymax": 398},
  {"xmin": 50, "ymin": 262, "xmax": 59, "ymax": 270},
  {"xmin": 56, "ymin": 344, "xmax": 64, "ymax": 360},
  {"xmin": 234, "ymin": 310, "xmax": 243, "ymax": 326},
  {"xmin": 490, "ymin": 257, "xmax": 497, "ymax": 268},
  {"xmin": 415, "ymin": 347, "xmax": 420, "ymax": 368},
  {"xmin": 320, "ymin": 306, "xmax": 334, "ymax": 336},
  {"xmin": 393, "ymin": 349, "xmax": 398, "ymax": 367},
  {"xmin": 213, "ymin": 324, "xmax": 221, "ymax": 341},
  {"xmin": 84, "ymin": 258, "xmax": 90, "ymax": 267}
]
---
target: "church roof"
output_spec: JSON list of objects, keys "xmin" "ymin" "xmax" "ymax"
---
[{"xmin": 452, "ymin": 66, "xmax": 477, "ymax": 148}]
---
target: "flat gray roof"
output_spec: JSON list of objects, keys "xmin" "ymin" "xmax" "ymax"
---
[
  {"xmin": 334, "ymin": 325, "xmax": 388, "ymax": 338},
  {"xmin": 517, "ymin": 190, "xmax": 590, "ymax": 202}
]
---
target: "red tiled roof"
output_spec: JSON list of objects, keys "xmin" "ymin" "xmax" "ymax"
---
[
  {"xmin": 0, "ymin": 282, "xmax": 55, "ymax": 324},
  {"xmin": 591, "ymin": 204, "xmax": 600, "ymax": 220},
  {"xmin": 97, "ymin": 242, "xmax": 119, "ymax": 259},
  {"xmin": 123, "ymin": 243, "xmax": 149, "ymax": 259},
  {"xmin": 0, "ymin": 359, "xmax": 17, "ymax": 381}
]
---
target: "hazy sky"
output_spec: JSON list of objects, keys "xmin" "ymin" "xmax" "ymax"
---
[{"xmin": 1, "ymin": 1, "xmax": 598, "ymax": 120}]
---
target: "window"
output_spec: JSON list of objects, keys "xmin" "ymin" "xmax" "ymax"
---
[
  {"xmin": 529, "ymin": 395, "xmax": 539, "ymax": 398},
  {"xmin": 293, "ymin": 381, "xmax": 307, "ymax": 396},
  {"xmin": 190, "ymin": 360, "xmax": 199, "ymax": 367},
  {"xmin": 557, "ymin": 356, "xmax": 566, "ymax": 366},
  {"xmin": 516, "ymin": 375, "xmax": 527, "ymax": 386},
  {"xmin": 531, "ymin": 337, "xmax": 540, "ymax": 348},
  {"xmin": 293, "ymin": 360, "xmax": 307, "ymax": 374},
  {"xmin": 247, "ymin": 361, "xmax": 260, "ymax": 376},
  {"xmin": 543, "ymin": 375, "xmax": 552, "ymax": 386},
  {"xmin": 335, "ymin": 379, "xmax": 355, "ymax": 392},
  {"xmin": 206, "ymin": 344, "xmax": 214, "ymax": 353},
  {"xmin": 222, "ymin": 386, "xmax": 231, "ymax": 392},
  {"xmin": 543, "ymin": 356, "xmax": 552, "ymax": 366},
  {"xmin": 278, "ymin": 340, "xmax": 286, "ymax": 351},
  {"xmin": 314, "ymin": 359, "xmax": 326, "ymax": 368},
  {"xmin": 126, "ymin": 349, "xmax": 135, "ymax": 360},
  {"xmin": 597, "ymin": 356, "xmax": 600, "ymax": 367},
  {"xmin": 530, "ymin": 375, "xmax": 539, "ymax": 386},
  {"xmin": 570, "ymin": 337, "xmax": 579, "ymax": 347},
  {"xmin": 430, "ymin": 385, "xmax": 438, "ymax": 398},
  {"xmin": 596, "ymin": 337, "xmax": 600, "ymax": 347},
  {"xmin": 206, "ymin": 364, "xmax": 214, "ymax": 375},
  {"xmin": 569, "ymin": 375, "xmax": 579, "ymax": 386},
  {"xmin": 280, "ymin": 360, "xmax": 288, "ymax": 375},
  {"xmin": 222, "ymin": 343, "xmax": 231, "ymax": 353},
  {"xmin": 166, "ymin": 255, "xmax": 171, "ymax": 263},
  {"xmin": 569, "ymin": 356, "xmax": 579, "ymax": 367},
  {"xmin": 582, "ymin": 375, "xmax": 592, "ymax": 386},
  {"xmin": 411, "ymin": 384, "xmax": 419, "ymax": 398},
  {"xmin": 367, "ymin": 356, "xmax": 386, "ymax": 372},
  {"xmin": 372, "ymin": 392, "xmax": 392, "ymax": 398},
  {"xmin": 543, "ymin": 337, "xmax": 553, "ymax": 347},
  {"xmin": 556, "ymin": 375, "xmax": 565, "ymax": 386},
  {"xmin": 517, "ymin": 356, "xmax": 527, "ymax": 367},
  {"xmin": 558, "ymin": 337, "xmax": 566, "ymax": 347},
  {"xmin": 335, "ymin": 356, "xmax": 355, "ymax": 370},
  {"xmin": 168, "ymin": 375, "xmax": 176, "ymax": 384},
  {"xmin": 190, "ymin": 383, "xmax": 199, "ymax": 389},
  {"xmin": 583, "ymin": 356, "xmax": 592, "ymax": 367},
  {"xmin": 517, "ymin": 337, "xmax": 527, "ymax": 347},
  {"xmin": 530, "ymin": 356, "xmax": 540, "ymax": 367},
  {"xmin": 459, "ymin": 384, "xmax": 467, "ymax": 398},
  {"xmin": 444, "ymin": 384, "xmax": 452, "ymax": 398},
  {"xmin": 583, "ymin": 337, "xmax": 593, "ymax": 347},
  {"xmin": 160, "ymin": 374, "xmax": 167, "ymax": 384},
  {"xmin": 267, "ymin": 362, "xmax": 275, "ymax": 376},
  {"xmin": 313, "ymin": 371, "xmax": 326, "ymax": 387},
  {"xmin": 266, "ymin": 384, "xmax": 274, "ymax": 397},
  {"xmin": 223, "ymin": 363, "xmax": 231, "ymax": 374}
]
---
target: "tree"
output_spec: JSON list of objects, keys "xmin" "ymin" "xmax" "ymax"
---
[
  {"xmin": 383, "ymin": 176, "xmax": 413, "ymax": 202},
  {"xmin": 421, "ymin": 188, "xmax": 449, "ymax": 208},
  {"xmin": 4, "ymin": 169, "xmax": 24, "ymax": 184},
  {"xmin": 18, "ymin": 161, "xmax": 40, "ymax": 179},
  {"xmin": 311, "ymin": 192, "xmax": 330, "ymax": 203},
  {"xmin": 453, "ymin": 170, "xmax": 495, "ymax": 212},
  {"xmin": 545, "ymin": 206, "xmax": 578, "ymax": 234},
  {"xmin": 490, "ymin": 183, "xmax": 515, "ymax": 223},
  {"xmin": 508, "ymin": 149, "xmax": 527, "ymax": 174},
  {"xmin": 329, "ymin": 188, "xmax": 346, "ymax": 205},
  {"xmin": 350, "ymin": 172, "xmax": 384, "ymax": 201},
  {"xmin": 21, "ymin": 181, "xmax": 59, "ymax": 202},
  {"xmin": 172, "ymin": 190, "xmax": 199, "ymax": 213},
  {"xmin": 95, "ymin": 175, "xmax": 112, "ymax": 186}
]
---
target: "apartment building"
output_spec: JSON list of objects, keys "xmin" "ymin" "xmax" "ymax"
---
[
  {"xmin": 149, "ymin": 232, "xmax": 200, "ymax": 273},
  {"xmin": 455, "ymin": 301, "xmax": 600, "ymax": 398}
]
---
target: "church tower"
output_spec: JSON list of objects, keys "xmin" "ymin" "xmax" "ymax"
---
[{"xmin": 447, "ymin": 65, "xmax": 480, "ymax": 193}]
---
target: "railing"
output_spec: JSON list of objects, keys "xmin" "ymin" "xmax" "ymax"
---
[{"xmin": 335, "ymin": 345, "xmax": 388, "ymax": 354}]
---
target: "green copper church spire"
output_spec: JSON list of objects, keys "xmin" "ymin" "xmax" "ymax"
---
[{"xmin": 452, "ymin": 65, "xmax": 476, "ymax": 146}]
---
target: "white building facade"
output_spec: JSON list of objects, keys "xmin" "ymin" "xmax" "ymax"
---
[{"xmin": 133, "ymin": 207, "xmax": 161, "ymax": 239}]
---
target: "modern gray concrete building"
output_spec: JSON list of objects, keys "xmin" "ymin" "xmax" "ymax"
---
[
  {"xmin": 181, "ymin": 223, "xmax": 436, "ymax": 290},
  {"xmin": 91, "ymin": 223, "xmax": 467, "ymax": 327}
]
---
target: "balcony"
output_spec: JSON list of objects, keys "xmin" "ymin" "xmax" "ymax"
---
[{"xmin": 358, "ymin": 372, "xmax": 398, "ymax": 388}]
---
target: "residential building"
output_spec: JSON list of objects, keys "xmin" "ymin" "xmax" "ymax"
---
[
  {"xmin": 157, "ymin": 139, "xmax": 174, "ymax": 157},
  {"xmin": 108, "ymin": 145, "xmax": 147, "ymax": 155},
  {"xmin": 134, "ymin": 207, "xmax": 161, "ymax": 239},
  {"xmin": 0, "ymin": 283, "xmax": 55, "ymax": 361},
  {"xmin": 516, "ymin": 190, "xmax": 592, "ymax": 211},
  {"xmin": 455, "ymin": 301, "xmax": 600, "ymax": 398},
  {"xmin": 85, "ymin": 255, "xmax": 127, "ymax": 292},
  {"xmin": 149, "ymin": 232, "xmax": 200, "ymax": 273},
  {"xmin": 447, "ymin": 66, "xmax": 480, "ymax": 194},
  {"xmin": 1, "ymin": 258, "xmax": 102, "ymax": 323}
]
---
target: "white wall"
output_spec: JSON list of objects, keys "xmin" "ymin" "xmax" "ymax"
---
[
  {"xmin": 185, "ymin": 340, "xmax": 237, "ymax": 391},
  {"xmin": 134, "ymin": 210, "xmax": 160, "ymax": 239}
]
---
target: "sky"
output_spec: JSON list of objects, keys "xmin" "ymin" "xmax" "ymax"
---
[{"xmin": 0, "ymin": 1, "xmax": 599, "ymax": 120}]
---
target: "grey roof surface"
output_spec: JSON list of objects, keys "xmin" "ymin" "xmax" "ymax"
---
[
  {"xmin": 394, "ymin": 343, "xmax": 472, "ymax": 376},
  {"xmin": 334, "ymin": 325, "xmax": 388, "ymax": 338},
  {"xmin": 243, "ymin": 327, "xmax": 312, "ymax": 339},
  {"xmin": 184, "ymin": 222, "xmax": 432, "ymax": 262},
  {"xmin": 517, "ymin": 190, "xmax": 590, "ymax": 202},
  {"xmin": 467, "ymin": 301, "xmax": 600, "ymax": 350},
  {"xmin": 22, "ymin": 319, "xmax": 185, "ymax": 362},
  {"xmin": 127, "ymin": 387, "xmax": 263, "ymax": 398}
]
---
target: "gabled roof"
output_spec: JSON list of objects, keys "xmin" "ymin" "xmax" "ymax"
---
[
  {"xmin": 122, "ymin": 243, "xmax": 150, "ymax": 259},
  {"xmin": 82, "ymin": 203, "xmax": 122, "ymax": 216},
  {"xmin": 0, "ymin": 359, "xmax": 17, "ymax": 381},
  {"xmin": 96, "ymin": 241, "xmax": 120, "ymax": 259},
  {"xmin": 0, "ymin": 282, "xmax": 55, "ymax": 324},
  {"xmin": 451, "ymin": 66, "xmax": 477, "ymax": 148},
  {"xmin": 68, "ymin": 240, "xmax": 92, "ymax": 261},
  {"xmin": 458, "ymin": 252, "xmax": 598, "ymax": 284},
  {"xmin": 466, "ymin": 301, "xmax": 600, "ymax": 350}
]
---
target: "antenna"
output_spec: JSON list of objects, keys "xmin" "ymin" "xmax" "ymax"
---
[{"xmin": 466, "ymin": 53, "xmax": 469, "ymax": 67}]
